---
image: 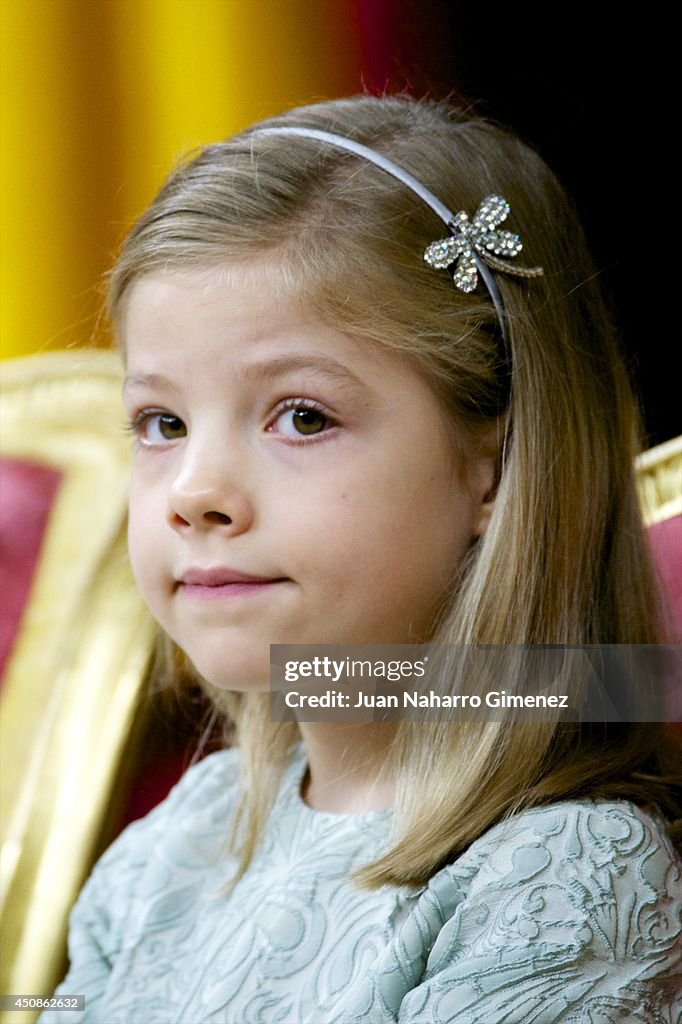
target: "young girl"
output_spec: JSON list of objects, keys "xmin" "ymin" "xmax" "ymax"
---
[{"xmin": 42, "ymin": 94, "xmax": 681, "ymax": 1023}]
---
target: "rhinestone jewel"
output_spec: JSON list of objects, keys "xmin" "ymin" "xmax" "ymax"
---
[{"xmin": 424, "ymin": 194, "xmax": 543, "ymax": 293}]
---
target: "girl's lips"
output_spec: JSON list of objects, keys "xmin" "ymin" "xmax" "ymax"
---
[
  {"xmin": 179, "ymin": 567, "xmax": 285, "ymax": 586},
  {"xmin": 179, "ymin": 579, "xmax": 289, "ymax": 600},
  {"xmin": 177, "ymin": 569, "xmax": 290, "ymax": 600}
]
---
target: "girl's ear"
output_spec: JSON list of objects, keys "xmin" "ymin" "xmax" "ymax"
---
[
  {"xmin": 474, "ymin": 481, "xmax": 497, "ymax": 539},
  {"xmin": 470, "ymin": 416, "xmax": 506, "ymax": 539}
]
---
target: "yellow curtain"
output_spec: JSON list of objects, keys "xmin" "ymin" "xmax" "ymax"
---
[{"xmin": 1, "ymin": 0, "xmax": 361, "ymax": 360}]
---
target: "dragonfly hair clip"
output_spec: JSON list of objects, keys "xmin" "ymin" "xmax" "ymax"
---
[{"xmin": 423, "ymin": 195, "xmax": 544, "ymax": 294}]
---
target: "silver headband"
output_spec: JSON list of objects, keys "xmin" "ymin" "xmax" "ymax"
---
[{"xmin": 250, "ymin": 126, "xmax": 543, "ymax": 347}]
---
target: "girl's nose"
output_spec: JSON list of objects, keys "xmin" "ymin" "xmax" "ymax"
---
[{"xmin": 166, "ymin": 442, "xmax": 254, "ymax": 535}]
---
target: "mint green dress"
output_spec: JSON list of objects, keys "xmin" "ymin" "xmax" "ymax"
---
[{"xmin": 40, "ymin": 743, "xmax": 681, "ymax": 1023}]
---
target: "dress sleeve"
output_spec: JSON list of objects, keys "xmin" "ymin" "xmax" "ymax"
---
[
  {"xmin": 395, "ymin": 802, "xmax": 682, "ymax": 1024},
  {"xmin": 37, "ymin": 750, "xmax": 239, "ymax": 1024},
  {"xmin": 350, "ymin": 802, "xmax": 681, "ymax": 1024}
]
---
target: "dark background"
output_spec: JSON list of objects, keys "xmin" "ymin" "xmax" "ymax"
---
[{"xmin": 360, "ymin": 4, "xmax": 675, "ymax": 447}]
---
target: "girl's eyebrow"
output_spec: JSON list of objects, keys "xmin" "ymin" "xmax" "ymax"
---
[
  {"xmin": 235, "ymin": 354, "xmax": 368, "ymax": 392},
  {"xmin": 123, "ymin": 372, "xmax": 178, "ymax": 394},
  {"xmin": 123, "ymin": 355, "xmax": 369, "ymax": 395}
]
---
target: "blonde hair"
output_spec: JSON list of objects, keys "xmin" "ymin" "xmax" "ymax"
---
[{"xmin": 109, "ymin": 94, "xmax": 681, "ymax": 889}]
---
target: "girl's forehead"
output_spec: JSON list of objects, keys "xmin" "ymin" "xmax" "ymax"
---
[
  {"xmin": 129, "ymin": 253, "xmax": 319, "ymax": 303},
  {"xmin": 121, "ymin": 263, "xmax": 430, "ymax": 395},
  {"xmin": 122, "ymin": 260, "xmax": 306, "ymax": 325},
  {"xmin": 119, "ymin": 262, "xmax": 306, "ymax": 365}
]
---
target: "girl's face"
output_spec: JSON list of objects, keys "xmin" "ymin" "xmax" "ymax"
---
[{"xmin": 122, "ymin": 264, "xmax": 495, "ymax": 689}]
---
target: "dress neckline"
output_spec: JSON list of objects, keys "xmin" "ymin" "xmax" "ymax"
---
[{"xmin": 282, "ymin": 742, "xmax": 394, "ymax": 824}]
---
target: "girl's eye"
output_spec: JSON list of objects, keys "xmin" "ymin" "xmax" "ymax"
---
[
  {"xmin": 130, "ymin": 412, "xmax": 187, "ymax": 445},
  {"xmin": 270, "ymin": 399, "xmax": 334, "ymax": 440}
]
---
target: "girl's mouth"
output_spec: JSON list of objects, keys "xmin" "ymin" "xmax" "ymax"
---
[
  {"xmin": 179, "ymin": 579, "xmax": 289, "ymax": 600},
  {"xmin": 177, "ymin": 567, "xmax": 290, "ymax": 599}
]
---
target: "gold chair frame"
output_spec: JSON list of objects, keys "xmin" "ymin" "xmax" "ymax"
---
[{"xmin": 1, "ymin": 351, "xmax": 155, "ymax": 1020}]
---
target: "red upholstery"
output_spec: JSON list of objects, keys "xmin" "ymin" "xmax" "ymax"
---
[
  {"xmin": 648, "ymin": 515, "xmax": 682, "ymax": 641},
  {"xmin": 0, "ymin": 457, "xmax": 62, "ymax": 684},
  {"xmin": 115, "ymin": 691, "xmax": 224, "ymax": 829},
  {"xmin": 647, "ymin": 514, "xmax": 682, "ymax": 732},
  {"xmin": 120, "ymin": 721, "xmax": 192, "ymax": 823}
]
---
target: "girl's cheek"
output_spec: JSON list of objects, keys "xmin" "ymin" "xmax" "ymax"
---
[
  {"xmin": 129, "ymin": 460, "xmax": 166, "ymax": 506},
  {"xmin": 127, "ymin": 499, "xmax": 159, "ymax": 579}
]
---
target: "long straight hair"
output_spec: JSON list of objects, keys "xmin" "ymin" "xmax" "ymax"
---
[{"xmin": 109, "ymin": 94, "xmax": 681, "ymax": 889}]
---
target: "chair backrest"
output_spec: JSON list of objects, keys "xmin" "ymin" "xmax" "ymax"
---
[
  {"xmin": 635, "ymin": 435, "xmax": 682, "ymax": 641},
  {"xmin": 0, "ymin": 350, "xmax": 156, "ymax": 1004}
]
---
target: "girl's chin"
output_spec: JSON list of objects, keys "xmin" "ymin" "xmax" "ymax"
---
[{"xmin": 188, "ymin": 658, "xmax": 272, "ymax": 692}]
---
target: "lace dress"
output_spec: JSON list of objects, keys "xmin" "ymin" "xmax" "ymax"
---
[{"xmin": 40, "ymin": 743, "xmax": 682, "ymax": 1023}]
